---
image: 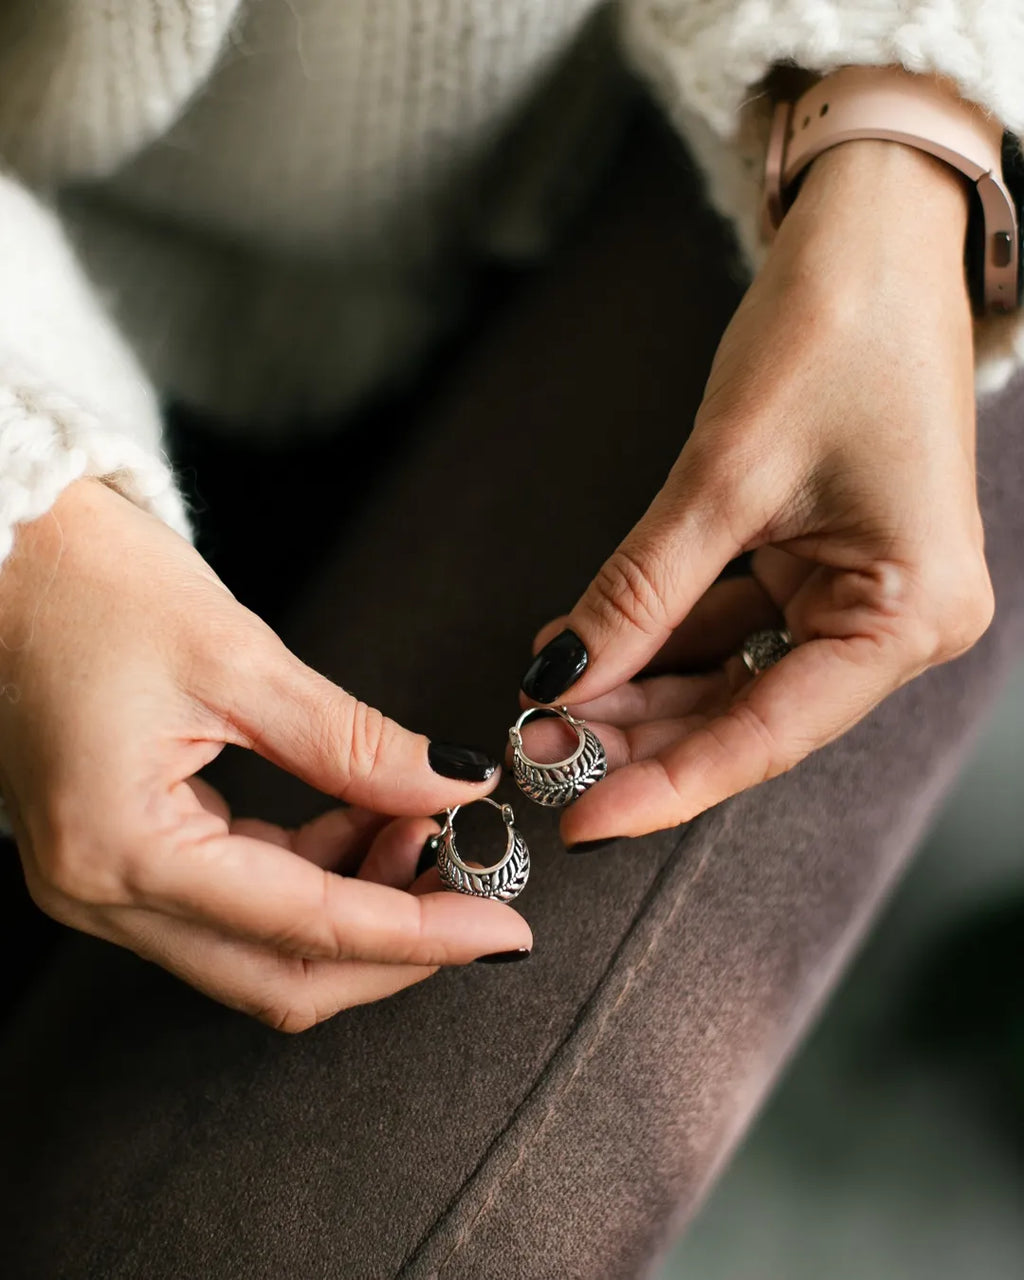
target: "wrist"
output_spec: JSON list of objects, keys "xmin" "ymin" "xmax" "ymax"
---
[
  {"xmin": 761, "ymin": 65, "xmax": 1020, "ymax": 312},
  {"xmin": 778, "ymin": 139, "xmax": 973, "ymax": 291},
  {"xmin": 797, "ymin": 137, "xmax": 970, "ymax": 236},
  {"xmin": 0, "ymin": 479, "xmax": 104, "ymax": 682}
]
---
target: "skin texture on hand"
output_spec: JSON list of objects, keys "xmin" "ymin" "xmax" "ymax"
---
[
  {"xmin": 0, "ymin": 479, "xmax": 531, "ymax": 1029},
  {"xmin": 524, "ymin": 138, "xmax": 994, "ymax": 845}
]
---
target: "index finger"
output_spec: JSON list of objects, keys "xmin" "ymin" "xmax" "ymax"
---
[{"xmin": 519, "ymin": 453, "xmax": 741, "ymax": 707}]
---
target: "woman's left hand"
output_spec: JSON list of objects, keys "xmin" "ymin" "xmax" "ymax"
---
[{"xmin": 520, "ymin": 139, "xmax": 995, "ymax": 845}]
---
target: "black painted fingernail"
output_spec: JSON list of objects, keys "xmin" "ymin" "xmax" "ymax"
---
[
  {"xmin": 565, "ymin": 837, "xmax": 620, "ymax": 854},
  {"xmin": 428, "ymin": 742, "xmax": 499, "ymax": 782},
  {"xmin": 521, "ymin": 629, "xmax": 589, "ymax": 703},
  {"xmin": 475, "ymin": 948, "xmax": 532, "ymax": 965},
  {"xmin": 416, "ymin": 836, "xmax": 441, "ymax": 878}
]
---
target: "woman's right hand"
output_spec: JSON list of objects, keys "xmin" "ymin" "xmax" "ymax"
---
[{"xmin": 0, "ymin": 478, "xmax": 531, "ymax": 1029}]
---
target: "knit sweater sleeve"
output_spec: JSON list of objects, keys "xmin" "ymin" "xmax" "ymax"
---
[
  {"xmin": 621, "ymin": 1, "xmax": 1024, "ymax": 394},
  {"xmin": 0, "ymin": 2, "xmax": 246, "ymax": 566},
  {"xmin": 0, "ymin": 172, "xmax": 191, "ymax": 565}
]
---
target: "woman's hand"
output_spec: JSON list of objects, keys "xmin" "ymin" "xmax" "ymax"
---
[
  {"xmin": 0, "ymin": 479, "xmax": 531, "ymax": 1028},
  {"xmin": 521, "ymin": 140, "xmax": 995, "ymax": 844}
]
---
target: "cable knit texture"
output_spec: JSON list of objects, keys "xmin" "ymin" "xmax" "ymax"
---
[
  {"xmin": 58, "ymin": 0, "xmax": 619, "ymax": 428},
  {"xmin": 0, "ymin": 1, "xmax": 244, "ymax": 185},
  {"xmin": 0, "ymin": 0, "xmax": 1023, "ymax": 570}
]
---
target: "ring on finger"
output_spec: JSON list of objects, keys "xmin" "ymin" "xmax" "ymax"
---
[{"xmin": 739, "ymin": 627, "xmax": 794, "ymax": 676}]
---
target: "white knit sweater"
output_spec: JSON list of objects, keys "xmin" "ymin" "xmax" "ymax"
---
[{"xmin": 1, "ymin": 0, "xmax": 1022, "ymax": 561}]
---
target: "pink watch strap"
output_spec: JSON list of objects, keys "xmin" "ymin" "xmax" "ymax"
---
[{"xmin": 763, "ymin": 65, "xmax": 1019, "ymax": 313}]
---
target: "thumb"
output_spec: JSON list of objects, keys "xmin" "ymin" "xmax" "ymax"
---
[
  {"xmin": 224, "ymin": 640, "xmax": 500, "ymax": 814},
  {"xmin": 520, "ymin": 451, "xmax": 741, "ymax": 705}
]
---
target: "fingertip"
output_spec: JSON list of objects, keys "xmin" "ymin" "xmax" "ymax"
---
[
  {"xmin": 415, "ymin": 891, "xmax": 533, "ymax": 961},
  {"xmin": 564, "ymin": 837, "xmax": 623, "ymax": 854},
  {"xmin": 520, "ymin": 628, "xmax": 590, "ymax": 704},
  {"xmin": 558, "ymin": 802, "xmax": 602, "ymax": 852},
  {"xmin": 427, "ymin": 741, "xmax": 501, "ymax": 784},
  {"xmin": 410, "ymin": 742, "xmax": 503, "ymax": 821},
  {"xmin": 475, "ymin": 947, "xmax": 532, "ymax": 965}
]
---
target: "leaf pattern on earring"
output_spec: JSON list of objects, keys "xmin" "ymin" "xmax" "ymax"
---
[
  {"xmin": 512, "ymin": 724, "xmax": 607, "ymax": 808},
  {"xmin": 436, "ymin": 822, "xmax": 530, "ymax": 903}
]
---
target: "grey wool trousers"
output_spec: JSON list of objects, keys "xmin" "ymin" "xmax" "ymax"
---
[{"xmin": 1, "ymin": 122, "xmax": 1023, "ymax": 1280}]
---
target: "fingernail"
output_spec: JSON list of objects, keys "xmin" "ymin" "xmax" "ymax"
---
[
  {"xmin": 428, "ymin": 742, "xmax": 499, "ymax": 782},
  {"xmin": 416, "ymin": 835, "xmax": 440, "ymax": 878},
  {"xmin": 475, "ymin": 948, "xmax": 532, "ymax": 965},
  {"xmin": 565, "ymin": 837, "xmax": 620, "ymax": 854},
  {"xmin": 521, "ymin": 629, "xmax": 589, "ymax": 703}
]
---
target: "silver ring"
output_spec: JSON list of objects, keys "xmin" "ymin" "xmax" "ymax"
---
[
  {"xmin": 509, "ymin": 706, "xmax": 607, "ymax": 807},
  {"xmin": 740, "ymin": 627, "xmax": 793, "ymax": 676},
  {"xmin": 433, "ymin": 797, "xmax": 530, "ymax": 902}
]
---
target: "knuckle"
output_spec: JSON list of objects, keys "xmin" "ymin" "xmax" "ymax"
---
[
  {"xmin": 254, "ymin": 661, "xmax": 392, "ymax": 791},
  {"xmin": 40, "ymin": 828, "xmax": 128, "ymax": 906},
  {"xmin": 935, "ymin": 577, "xmax": 996, "ymax": 661},
  {"xmin": 264, "ymin": 871, "xmax": 349, "ymax": 962},
  {"xmin": 678, "ymin": 434, "xmax": 741, "ymax": 508},
  {"xmin": 681, "ymin": 426, "xmax": 776, "ymax": 529},
  {"xmin": 339, "ymin": 698, "xmax": 387, "ymax": 782},
  {"xmin": 21, "ymin": 862, "xmax": 66, "ymax": 919},
  {"xmin": 194, "ymin": 611, "xmax": 287, "ymax": 723},
  {"xmin": 965, "ymin": 575, "xmax": 997, "ymax": 640},
  {"xmin": 198, "ymin": 607, "xmax": 269, "ymax": 676},
  {"xmin": 724, "ymin": 701, "xmax": 794, "ymax": 782},
  {"xmin": 230, "ymin": 628, "xmax": 281, "ymax": 689},
  {"xmin": 252, "ymin": 997, "xmax": 322, "ymax": 1035},
  {"xmin": 116, "ymin": 840, "xmax": 168, "ymax": 904},
  {"xmin": 41, "ymin": 848, "xmax": 90, "ymax": 903},
  {"xmin": 270, "ymin": 914, "xmax": 341, "ymax": 963},
  {"xmin": 310, "ymin": 691, "xmax": 388, "ymax": 785},
  {"xmin": 248, "ymin": 960, "xmax": 336, "ymax": 1034},
  {"xmin": 908, "ymin": 555, "xmax": 995, "ymax": 665},
  {"xmin": 891, "ymin": 606, "xmax": 939, "ymax": 670},
  {"xmin": 650, "ymin": 756, "xmax": 701, "ymax": 825},
  {"xmin": 589, "ymin": 545, "xmax": 671, "ymax": 637},
  {"xmin": 270, "ymin": 1003, "xmax": 321, "ymax": 1035}
]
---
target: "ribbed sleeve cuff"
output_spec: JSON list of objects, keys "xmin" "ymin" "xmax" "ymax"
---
[
  {"xmin": 624, "ymin": 2, "xmax": 1024, "ymax": 141},
  {"xmin": 0, "ymin": 373, "xmax": 190, "ymax": 565}
]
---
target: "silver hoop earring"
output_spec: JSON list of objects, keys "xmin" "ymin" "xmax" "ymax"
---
[
  {"xmin": 433, "ymin": 797, "xmax": 530, "ymax": 902},
  {"xmin": 509, "ymin": 706, "xmax": 607, "ymax": 807}
]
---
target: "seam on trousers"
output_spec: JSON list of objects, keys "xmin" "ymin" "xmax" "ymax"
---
[{"xmin": 395, "ymin": 801, "xmax": 735, "ymax": 1280}]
